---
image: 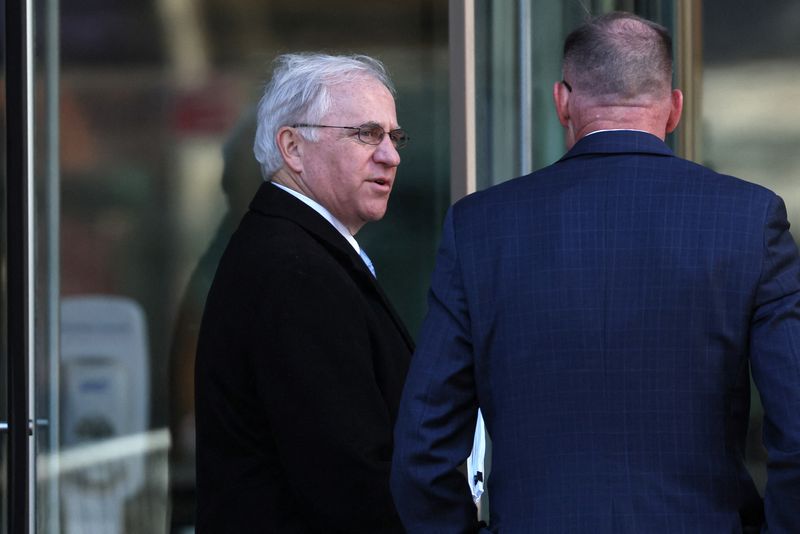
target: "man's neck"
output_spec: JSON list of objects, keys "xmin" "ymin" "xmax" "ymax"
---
[
  {"xmin": 271, "ymin": 168, "xmax": 310, "ymax": 198},
  {"xmin": 571, "ymin": 99, "xmax": 673, "ymax": 144}
]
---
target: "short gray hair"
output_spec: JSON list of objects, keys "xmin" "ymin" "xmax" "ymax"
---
[
  {"xmin": 562, "ymin": 12, "xmax": 673, "ymax": 100},
  {"xmin": 253, "ymin": 53, "xmax": 396, "ymax": 179}
]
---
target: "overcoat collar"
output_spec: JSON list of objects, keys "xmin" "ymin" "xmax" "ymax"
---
[
  {"xmin": 559, "ymin": 130, "xmax": 675, "ymax": 162},
  {"xmin": 249, "ymin": 181, "xmax": 415, "ymax": 350}
]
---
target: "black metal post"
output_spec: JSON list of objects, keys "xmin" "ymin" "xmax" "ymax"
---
[{"xmin": 5, "ymin": 0, "xmax": 31, "ymax": 531}]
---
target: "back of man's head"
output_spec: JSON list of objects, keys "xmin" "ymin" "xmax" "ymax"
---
[{"xmin": 563, "ymin": 12, "xmax": 673, "ymax": 102}]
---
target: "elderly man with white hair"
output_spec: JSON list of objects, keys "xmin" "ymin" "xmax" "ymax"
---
[{"xmin": 195, "ymin": 53, "xmax": 413, "ymax": 533}]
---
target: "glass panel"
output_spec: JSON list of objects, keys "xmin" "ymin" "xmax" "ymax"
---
[
  {"xmin": 34, "ymin": 0, "xmax": 61, "ymax": 531},
  {"xmin": 475, "ymin": 1, "xmax": 677, "ymax": 190},
  {"xmin": 701, "ymin": 0, "xmax": 800, "ymax": 495},
  {"xmin": 38, "ymin": 1, "xmax": 449, "ymax": 533}
]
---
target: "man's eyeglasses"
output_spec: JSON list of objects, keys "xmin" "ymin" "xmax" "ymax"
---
[
  {"xmin": 292, "ymin": 123, "xmax": 410, "ymax": 149},
  {"xmin": 561, "ymin": 80, "xmax": 573, "ymax": 92}
]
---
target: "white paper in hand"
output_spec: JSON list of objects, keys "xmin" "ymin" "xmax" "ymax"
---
[{"xmin": 467, "ymin": 409, "xmax": 486, "ymax": 503}]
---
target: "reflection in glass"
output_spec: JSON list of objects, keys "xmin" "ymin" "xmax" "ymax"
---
[{"xmin": 54, "ymin": 2, "xmax": 449, "ymax": 532}]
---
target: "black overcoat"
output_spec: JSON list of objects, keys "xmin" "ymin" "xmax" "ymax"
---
[{"xmin": 195, "ymin": 182, "xmax": 413, "ymax": 533}]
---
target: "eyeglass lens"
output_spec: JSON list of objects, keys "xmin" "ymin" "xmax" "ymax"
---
[{"xmin": 358, "ymin": 125, "xmax": 408, "ymax": 148}]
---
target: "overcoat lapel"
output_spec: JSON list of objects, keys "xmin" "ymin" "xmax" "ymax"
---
[{"xmin": 249, "ymin": 182, "xmax": 415, "ymax": 351}]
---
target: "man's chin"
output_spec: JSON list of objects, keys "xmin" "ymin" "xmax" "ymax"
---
[{"xmin": 360, "ymin": 209, "xmax": 388, "ymax": 226}]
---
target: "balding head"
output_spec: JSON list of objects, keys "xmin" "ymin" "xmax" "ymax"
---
[
  {"xmin": 554, "ymin": 12, "xmax": 683, "ymax": 148},
  {"xmin": 563, "ymin": 12, "xmax": 673, "ymax": 101}
]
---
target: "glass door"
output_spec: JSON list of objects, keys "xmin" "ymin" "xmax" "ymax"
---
[
  {"xmin": 5, "ymin": 1, "xmax": 451, "ymax": 532},
  {"xmin": 3, "ymin": 0, "xmax": 62, "ymax": 531},
  {"xmin": 474, "ymin": 0, "xmax": 679, "ymax": 190}
]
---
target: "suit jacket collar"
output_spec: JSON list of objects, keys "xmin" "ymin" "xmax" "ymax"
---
[
  {"xmin": 559, "ymin": 130, "xmax": 675, "ymax": 163},
  {"xmin": 249, "ymin": 181, "xmax": 415, "ymax": 350}
]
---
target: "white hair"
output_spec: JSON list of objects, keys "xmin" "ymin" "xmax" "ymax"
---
[{"xmin": 253, "ymin": 53, "xmax": 396, "ymax": 180}]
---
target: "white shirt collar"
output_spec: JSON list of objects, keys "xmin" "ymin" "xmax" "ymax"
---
[
  {"xmin": 270, "ymin": 181, "xmax": 361, "ymax": 253},
  {"xmin": 586, "ymin": 128, "xmax": 650, "ymax": 136}
]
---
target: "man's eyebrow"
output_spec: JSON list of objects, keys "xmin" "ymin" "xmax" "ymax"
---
[{"xmin": 359, "ymin": 120, "xmax": 403, "ymax": 130}]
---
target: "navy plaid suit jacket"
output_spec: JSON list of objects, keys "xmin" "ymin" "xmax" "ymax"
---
[{"xmin": 391, "ymin": 131, "xmax": 800, "ymax": 533}]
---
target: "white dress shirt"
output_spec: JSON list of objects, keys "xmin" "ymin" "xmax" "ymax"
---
[{"xmin": 271, "ymin": 181, "xmax": 362, "ymax": 255}]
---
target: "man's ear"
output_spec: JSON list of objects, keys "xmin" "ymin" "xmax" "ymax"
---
[
  {"xmin": 276, "ymin": 126, "xmax": 304, "ymax": 173},
  {"xmin": 666, "ymin": 89, "xmax": 683, "ymax": 134},
  {"xmin": 553, "ymin": 81, "xmax": 571, "ymax": 127}
]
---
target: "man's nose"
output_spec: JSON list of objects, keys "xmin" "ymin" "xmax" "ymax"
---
[{"xmin": 373, "ymin": 134, "xmax": 401, "ymax": 167}]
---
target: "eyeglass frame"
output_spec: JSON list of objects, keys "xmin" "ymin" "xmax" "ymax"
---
[
  {"xmin": 291, "ymin": 123, "xmax": 410, "ymax": 149},
  {"xmin": 561, "ymin": 80, "xmax": 573, "ymax": 92}
]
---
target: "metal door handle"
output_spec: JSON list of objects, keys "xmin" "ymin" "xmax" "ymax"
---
[{"xmin": 0, "ymin": 419, "xmax": 48, "ymax": 434}]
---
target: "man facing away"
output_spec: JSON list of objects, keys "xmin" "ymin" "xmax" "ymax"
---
[
  {"xmin": 195, "ymin": 53, "xmax": 414, "ymax": 533},
  {"xmin": 391, "ymin": 12, "xmax": 800, "ymax": 533}
]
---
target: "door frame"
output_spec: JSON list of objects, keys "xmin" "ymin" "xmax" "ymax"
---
[{"xmin": 4, "ymin": 0, "xmax": 35, "ymax": 531}]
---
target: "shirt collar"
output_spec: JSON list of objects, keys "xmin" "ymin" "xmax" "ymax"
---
[
  {"xmin": 270, "ymin": 181, "xmax": 361, "ymax": 253},
  {"xmin": 585, "ymin": 128, "xmax": 651, "ymax": 136}
]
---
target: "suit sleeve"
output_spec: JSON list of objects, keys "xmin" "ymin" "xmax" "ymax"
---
[
  {"xmin": 749, "ymin": 194, "xmax": 800, "ymax": 532},
  {"xmin": 391, "ymin": 207, "xmax": 486, "ymax": 533},
  {"xmin": 253, "ymin": 254, "xmax": 403, "ymax": 533}
]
